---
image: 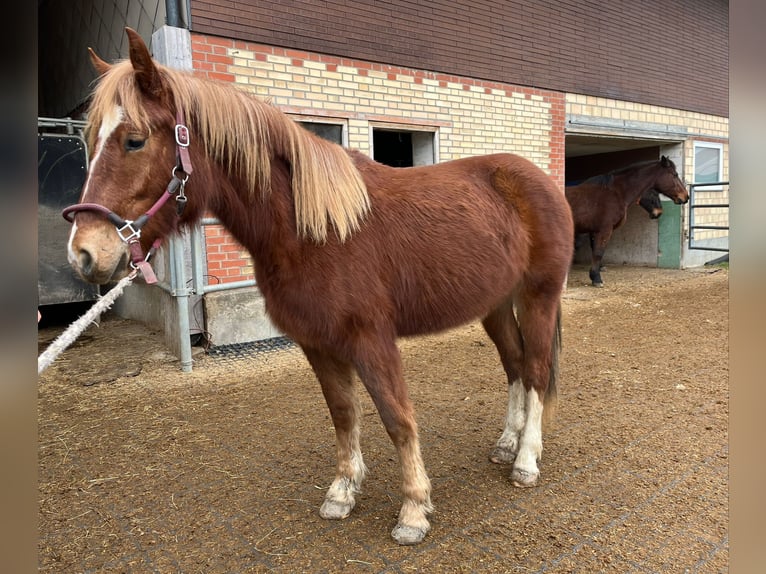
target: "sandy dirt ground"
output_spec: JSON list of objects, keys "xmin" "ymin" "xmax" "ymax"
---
[{"xmin": 38, "ymin": 264, "xmax": 728, "ymax": 573}]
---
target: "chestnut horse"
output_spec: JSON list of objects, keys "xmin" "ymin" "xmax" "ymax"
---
[
  {"xmin": 565, "ymin": 157, "xmax": 688, "ymax": 286},
  {"xmin": 64, "ymin": 29, "xmax": 573, "ymax": 545}
]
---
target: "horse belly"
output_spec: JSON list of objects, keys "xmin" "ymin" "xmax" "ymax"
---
[{"xmin": 392, "ymin": 241, "xmax": 523, "ymax": 336}]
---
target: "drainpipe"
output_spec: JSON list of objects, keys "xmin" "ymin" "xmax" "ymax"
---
[
  {"xmin": 166, "ymin": 0, "xmax": 181, "ymax": 28},
  {"xmin": 154, "ymin": 2, "xmax": 196, "ymax": 371}
]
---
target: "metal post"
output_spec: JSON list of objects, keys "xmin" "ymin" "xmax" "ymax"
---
[
  {"xmin": 170, "ymin": 234, "xmax": 193, "ymax": 371},
  {"xmin": 152, "ymin": 25, "xmax": 196, "ymax": 371},
  {"xmin": 190, "ymin": 222, "xmax": 207, "ymax": 297}
]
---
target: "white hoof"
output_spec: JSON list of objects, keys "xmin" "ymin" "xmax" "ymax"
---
[
  {"xmin": 391, "ymin": 523, "xmax": 430, "ymax": 545},
  {"xmin": 319, "ymin": 498, "xmax": 355, "ymax": 520},
  {"xmin": 489, "ymin": 445, "xmax": 517, "ymax": 464},
  {"xmin": 511, "ymin": 467, "xmax": 539, "ymax": 488}
]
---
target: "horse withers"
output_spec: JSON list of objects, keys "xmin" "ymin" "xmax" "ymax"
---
[
  {"xmin": 565, "ymin": 157, "xmax": 688, "ymax": 287},
  {"xmin": 64, "ymin": 28, "xmax": 574, "ymax": 546}
]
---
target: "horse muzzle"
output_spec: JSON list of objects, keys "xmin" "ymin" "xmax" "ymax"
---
[{"xmin": 67, "ymin": 224, "xmax": 131, "ymax": 284}]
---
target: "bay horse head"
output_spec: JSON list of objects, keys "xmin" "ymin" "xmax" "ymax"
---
[
  {"xmin": 653, "ymin": 156, "xmax": 689, "ymax": 205},
  {"xmin": 638, "ymin": 188, "xmax": 663, "ymax": 219},
  {"xmin": 65, "ymin": 29, "xmax": 202, "ymax": 284}
]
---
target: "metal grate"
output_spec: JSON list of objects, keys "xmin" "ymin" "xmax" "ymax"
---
[
  {"xmin": 688, "ymin": 181, "xmax": 729, "ymax": 254},
  {"xmin": 207, "ymin": 336, "xmax": 296, "ymax": 362}
]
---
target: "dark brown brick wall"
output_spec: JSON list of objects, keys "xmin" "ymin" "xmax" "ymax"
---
[{"xmin": 190, "ymin": 0, "xmax": 728, "ymax": 117}]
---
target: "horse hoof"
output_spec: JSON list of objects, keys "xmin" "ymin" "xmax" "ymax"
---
[
  {"xmin": 591, "ymin": 281, "xmax": 604, "ymax": 288},
  {"xmin": 511, "ymin": 468, "xmax": 539, "ymax": 488},
  {"xmin": 489, "ymin": 446, "xmax": 516, "ymax": 464},
  {"xmin": 319, "ymin": 498, "xmax": 354, "ymax": 520},
  {"xmin": 391, "ymin": 523, "xmax": 430, "ymax": 545}
]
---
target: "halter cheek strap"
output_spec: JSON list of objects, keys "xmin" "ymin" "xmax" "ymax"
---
[{"xmin": 62, "ymin": 111, "xmax": 193, "ymax": 285}]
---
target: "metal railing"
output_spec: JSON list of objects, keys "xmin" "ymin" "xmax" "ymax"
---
[
  {"xmin": 159, "ymin": 217, "xmax": 259, "ymax": 371},
  {"xmin": 688, "ymin": 181, "xmax": 729, "ymax": 253}
]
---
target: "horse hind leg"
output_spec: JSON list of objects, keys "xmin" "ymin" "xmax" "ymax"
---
[
  {"xmin": 509, "ymin": 288, "xmax": 563, "ymax": 488},
  {"xmin": 301, "ymin": 346, "xmax": 367, "ymax": 520},
  {"xmin": 482, "ymin": 300, "xmax": 526, "ymax": 465},
  {"xmin": 352, "ymin": 335, "xmax": 432, "ymax": 545}
]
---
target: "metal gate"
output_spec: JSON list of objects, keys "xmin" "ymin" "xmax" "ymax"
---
[
  {"xmin": 38, "ymin": 117, "xmax": 100, "ymax": 307},
  {"xmin": 688, "ymin": 180, "xmax": 729, "ymax": 261}
]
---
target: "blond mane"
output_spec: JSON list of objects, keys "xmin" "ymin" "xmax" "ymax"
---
[{"xmin": 86, "ymin": 59, "xmax": 370, "ymax": 243}]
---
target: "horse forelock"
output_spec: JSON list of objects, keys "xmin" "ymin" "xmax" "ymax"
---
[
  {"xmin": 85, "ymin": 61, "xmax": 151, "ymax": 152},
  {"xmin": 86, "ymin": 59, "xmax": 370, "ymax": 243}
]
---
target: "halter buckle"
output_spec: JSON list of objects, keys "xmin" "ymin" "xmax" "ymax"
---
[
  {"xmin": 175, "ymin": 123, "xmax": 190, "ymax": 147},
  {"xmin": 116, "ymin": 220, "xmax": 141, "ymax": 243}
]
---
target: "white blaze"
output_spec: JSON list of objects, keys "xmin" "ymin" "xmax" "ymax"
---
[
  {"xmin": 67, "ymin": 105, "xmax": 124, "ymax": 263},
  {"xmin": 81, "ymin": 105, "xmax": 124, "ymax": 202}
]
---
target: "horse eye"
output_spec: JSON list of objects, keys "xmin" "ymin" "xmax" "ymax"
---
[{"xmin": 125, "ymin": 137, "xmax": 146, "ymax": 151}]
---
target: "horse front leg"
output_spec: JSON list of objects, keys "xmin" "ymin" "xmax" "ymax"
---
[
  {"xmin": 301, "ymin": 346, "xmax": 367, "ymax": 520},
  {"xmin": 588, "ymin": 230, "xmax": 612, "ymax": 287},
  {"xmin": 353, "ymin": 336, "xmax": 433, "ymax": 546}
]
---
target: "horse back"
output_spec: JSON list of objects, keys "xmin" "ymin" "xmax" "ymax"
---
[
  {"xmin": 352, "ymin": 152, "xmax": 571, "ymax": 326},
  {"xmin": 259, "ymin": 152, "xmax": 572, "ymax": 348}
]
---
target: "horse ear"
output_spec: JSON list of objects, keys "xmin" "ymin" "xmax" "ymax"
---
[
  {"xmin": 124, "ymin": 27, "xmax": 163, "ymax": 98},
  {"xmin": 660, "ymin": 155, "xmax": 669, "ymax": 166},
  {"xmin": 88, "ymin": 48, "xmax": 111, "ymax": 77}
]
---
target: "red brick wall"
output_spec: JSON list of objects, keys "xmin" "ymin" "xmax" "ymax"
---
[
  {"xmin": 201, "ymin": 225, "xmax": 254, "ymax": 285},
  {"xmin": 191, "ymin": 36, "xmax": 249, "ymax": 285}
]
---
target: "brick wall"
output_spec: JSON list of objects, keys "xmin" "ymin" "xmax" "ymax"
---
[
  {"xmin": 191, "ymin": 0, "xmax": 728, "ymax": 118},
  {"xmin": 191, "ymin": 34, "xmax": 728, "ymax": 283},
  {"xmin": 191, "ymin": 33, "xmax": 566, "ymax": 283}
]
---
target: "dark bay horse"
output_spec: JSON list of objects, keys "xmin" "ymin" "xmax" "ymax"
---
[
  {"xmin": 638, "ymin": 187, "xmax": 663, "ymax": 219},
  {"xmin": 64, "ymin": 29, "xmax": 574, "ymax": 545},
  {"xmin": 581, "ymin": 188, "xmax": 662, "ymax": 273},
  {"xmin": 565, "ymin": 158, "xmax": 688, "ymax": 286}
]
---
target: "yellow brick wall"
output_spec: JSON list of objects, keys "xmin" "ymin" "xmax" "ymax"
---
[{"xmin": 222, "ymin": 42, "xmax": 565, "ymax": 179}]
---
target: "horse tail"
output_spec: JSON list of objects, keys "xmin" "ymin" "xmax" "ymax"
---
[{"xmin": 543, "ymin": 302, "xmax": 562, "ymax": 428}]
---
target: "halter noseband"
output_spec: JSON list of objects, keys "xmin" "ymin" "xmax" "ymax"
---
[{"xmin": 62, "ymin": 111, "xmax": 193, "ymax": 285}]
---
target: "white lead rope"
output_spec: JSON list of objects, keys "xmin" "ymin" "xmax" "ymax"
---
[{"xmin": 37, "ymin": 271, "xmax": 137, "ymax": 375}]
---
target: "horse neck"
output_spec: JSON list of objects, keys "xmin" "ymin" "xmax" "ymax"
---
[
  {"xmin": 200, "ymin": 153, "xmax": 297, "ymax": 268},
  {"xmin": 613, "ymin": 164, "xmax": 660, "ymax": 205}
]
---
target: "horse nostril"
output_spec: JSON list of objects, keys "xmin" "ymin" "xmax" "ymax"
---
[{"xmin": 78, "ymin": 249, "xmax": 94, "ymax": 276}]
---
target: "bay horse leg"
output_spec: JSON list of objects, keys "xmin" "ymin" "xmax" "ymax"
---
[
  {"xmin": 589, "ymin": 230, "xmax": 613, "ymax": 287},
  {"xmin": 510, "ymin": 288, "xmax": 562, "ymax": 487},
  {"xmin": 352, "ymin": 335, "xmax": 433, "ymax": 545},
  {"xmin": 482, "ymin": 299, "xmax": 526, "ymax": 465},
  {"xmin": 301, "ymin": 346, "xmax": 367, "ymax": 520}
]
